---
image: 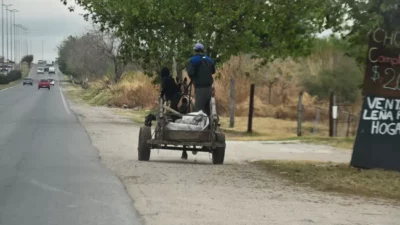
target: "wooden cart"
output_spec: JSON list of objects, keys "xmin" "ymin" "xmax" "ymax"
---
[{"xmin": 137, "ymin": 96, "xmax": 226, "ymax": 164}]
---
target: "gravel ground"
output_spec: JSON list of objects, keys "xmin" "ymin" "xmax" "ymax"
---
[{"xmin": 70, "ymin": 103, "xmax": 400, "ymax": 225}]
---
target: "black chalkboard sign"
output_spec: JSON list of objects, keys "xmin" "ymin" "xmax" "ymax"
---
[
  {"xmin": 351, "ymin": 95, "xmax": 400, "ymax": 170},
  {"xmin": 351, "ymin": 27, "xmax": 400, "ymax": 171}
]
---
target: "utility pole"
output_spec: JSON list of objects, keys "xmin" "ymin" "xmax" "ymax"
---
[
  {"xmin": 15, "ymin": 24, "xmax": 20, "ymax": 66},
  {"xmin": 9, "ymin": 9, "xmax": 17, "ymax": 64},
  {"xmin": 42, "ymin": 40, "xmax": 44, "ymax": 60},
  {"xmin": 1, "ymin": 0, "xmax": 4, "ymax": 60},
  {"xmin": 23, "ymin": 27, "xmax": 27, "ymax": 57},
  {"xmin": 3, "ymin": 4, "xmax": 11, "ymax": 61},
  {"xmin": 14, "ymin": 24, "xmax": 17, "ymax": 64}
]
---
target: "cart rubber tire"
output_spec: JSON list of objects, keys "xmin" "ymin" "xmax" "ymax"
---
[
  {"xmin": 138, "ymin": 126, "xmax": 151, "ymax": 161},
  {"xmin": 212, "ymin": 133, "xmax": 225, "ymax": 164}
]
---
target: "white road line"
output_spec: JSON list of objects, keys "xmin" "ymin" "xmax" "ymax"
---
[
  {"xmin": 57, "ymin": 73, "xmax": 71, "ymax": 114},
  {"xmin": 0, "ymin": 86, "xmax": 14, "ymax": 92},
  {"xmin": 59, "ymin": 85, "xmax": 71, "ymax": 115}
]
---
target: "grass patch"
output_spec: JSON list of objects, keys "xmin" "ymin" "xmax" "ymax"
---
[
  {"xmin": 60, "ymin": 74, "xmax": 355, "ymax": 149},
  {"xmin": 220, "ymin": 116, "xmax": 328, "ymax": 140},
  {"xmin": 256, "ymin": 160, "xmax": 400, "ymax": 201},
  {"xmin": 93, "ymin": 109, "xmax": 355, "ymax": 149},
  {"xmin": 284, "ymin": 136, "xmax": 355, "ymax": 149},
  {"xmin": 115, "ymin": 109, "xmax": 151, "ymax": 124},
  {"xmin": 62, "ymin": 76, "xmax": 112, "ymax": 106},
  {"xmin": 219, "ymin": 116, "xmax": 354, "ymax": 148},
  {"xmin": 0, "ymin": 64, "xmax": 30, "ymax": 90}
]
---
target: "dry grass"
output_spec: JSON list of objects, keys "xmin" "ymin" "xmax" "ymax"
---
[
  {"xmin": 105, "ymin": 107, "xmax": 354, "ymax": 149},
  {"xmin": 108, "ymin": 72, "xmax": 159, "ymax": 109},
  {"xmin": 220, "ymin": 116, "xmax": 328, "ymax": 140},
  {"xmin": 255, "ymin": 160, "xmax": 400, "ymax": 201},
  {"xmin": 63, "ymin": 72, "xmax": 159, "ymax": 109},
  {"xmin": 220, "ymin": 116, "xmax": 354, "ymax": 149}
]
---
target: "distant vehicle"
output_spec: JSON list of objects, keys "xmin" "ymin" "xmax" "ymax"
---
[
  {"xmin": 23, "ymin": 78, "xmax": 33, "ymax": 86},
  {"xmin": 49, "ymin": 78, "xmax": 55, "ymax": 86},
  {"xmin": 46, "ymin": 62, "xmax": 52, "ymax": 66},
  {"xmin": 37, "ymin": 67, "xmax": 44, "ymax": 74},
  {"xmin": 49, "ymin": 67, "xmax": 55, "ymax": 74},
  {"xmin": 44, "ymin": 67, "xmax": 49, "ymax": 72},
  {"xmin": 38, "ymin": 60, "xmax": 44, "ymax": 64},
  {"xmin": 38, "ymin": 79, "xmax": 50, "ymax": 90}
]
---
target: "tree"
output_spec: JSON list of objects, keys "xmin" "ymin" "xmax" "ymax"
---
[
  {"xmin": 60, "ymin": 0, "xmax": 348, "ymax": 79},
  {"xmin": 57, "ymin": 34, "xmax": 111, "ymax": 80},
  {"xmin": 299, "ymin": 38, "xmax": 363, "ymax": 104},
  {"xmin": 335, "ymin": 0, "xmax": 400, "ymax": 65},
  {"xmin": 21, "ymin": 55, "xmax": 34, "ymax": 68},
  {"xmin": 90, "ymin": 29, "xmax": 127, "ymax": 83}
]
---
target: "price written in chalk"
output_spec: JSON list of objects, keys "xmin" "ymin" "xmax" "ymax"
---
[{"xmin": 370, "ymin": 66, "xmax": 400, "ymax": 90}]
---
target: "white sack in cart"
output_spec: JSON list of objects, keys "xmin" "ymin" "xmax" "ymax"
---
[{"xmin": 165, "ymin": 110, "xmax": 209, "ymax": 131}]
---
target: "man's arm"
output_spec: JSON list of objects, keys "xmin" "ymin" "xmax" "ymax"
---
[
  {"xmin": 205, "ymin": 56, "xmax": 216, "ymax": 74},
  {"xmin": 186, "ymin": 63, "xmax": 196, "ymax": 80},
  {"xmin": 187, "ymin": 56, "xmax": 202, "ymax": 79},
  {"xmin": 211, "ymin": 60, "xmax": 216, "ymax": 74}
]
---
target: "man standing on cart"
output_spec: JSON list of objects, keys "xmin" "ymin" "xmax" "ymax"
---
[{"xmin": 186, "ymin": 43, "xmax": 216, "ymax": 116}]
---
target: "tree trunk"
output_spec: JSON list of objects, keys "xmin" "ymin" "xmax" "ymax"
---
[
  {"xmin": 113, "ymin": 58, "xmax": 125, "ymax": 83},
  {"xmin": 268, "ymin": 84, "xmax": 273, "ymax": 104},
  {"xmin": 297, "ymin": 91, "xmax": 304, "ymax": 136},
  {"xmin": 229, "ymin": 78, "xmax": 235, "ymax": 128}
]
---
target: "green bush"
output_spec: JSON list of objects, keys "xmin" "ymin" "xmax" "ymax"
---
[
  {"xmin": 0, "ymin": 74, "xmax": 9, "ymax": 84},
  {"xmin": 6, "ymin": 70, "xmax": 22, "ymax": 82}
]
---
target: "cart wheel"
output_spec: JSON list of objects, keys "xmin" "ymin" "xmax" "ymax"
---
[
  {"xmin": 212, "ymin": 133, "xmax": 225, "ymax": 164},
  {"xmin": 138, "ymin": 126, "xmax": 151, "ymax": 161}
]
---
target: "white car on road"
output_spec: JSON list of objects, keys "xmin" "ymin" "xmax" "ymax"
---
[
  {"xmin": 49, "ymin": 67, "xmax": 55, "ymax": 74},
  {"xmin": 37, "ymin": 67, "xmax": 44, "ymax": 74}
]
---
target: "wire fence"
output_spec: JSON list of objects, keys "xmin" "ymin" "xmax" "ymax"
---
[{"xmin": 239, "ymin": 84, "xmax": 361, "ymax": 137}]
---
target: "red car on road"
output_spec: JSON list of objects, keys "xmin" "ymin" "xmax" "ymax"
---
[{"xmin": 38, "ymin": 79, "xmax": 51, "ymax": 90}]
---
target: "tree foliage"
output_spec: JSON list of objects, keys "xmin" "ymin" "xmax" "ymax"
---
[
  {"xmin": 21, "ymin": 55, "xmax": 34, "ymax": 68},
  {"xmin": 58, "ymin": 29, "xmax": 139, "ymax": 83},
  {"xmin": 60, "ymin": 0, "xmax": 349, "ymax": 77},
  {"xmin": 299, "ymin": 38, "xmax": 363, "ymax": 103},
  {"xmin": 335, "ymin": 0, "xmax": 400, "ymax": 65}
]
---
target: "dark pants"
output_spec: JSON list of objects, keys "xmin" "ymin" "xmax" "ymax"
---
[
  {"xmin": 195, "ymin": 86, "xmax": 212, "ymax": 115},
  {"xmin": 168, "ymin": 93, "xmax": 182, "ymax": 120}
]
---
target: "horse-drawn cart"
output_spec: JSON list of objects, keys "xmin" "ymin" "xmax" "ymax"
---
[{"xmin": 138, "ymin": 96, "xmax": 226, "ymax": 164}]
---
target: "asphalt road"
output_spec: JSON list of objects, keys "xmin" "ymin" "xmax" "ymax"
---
[{"xmin": 0, "ymin": 65, "xmax": 142, "ymax": 225}]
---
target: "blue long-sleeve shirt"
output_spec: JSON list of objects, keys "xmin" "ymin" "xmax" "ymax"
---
[{"xmin": 186, "ymin": 54, "xmax": 216, "ymax": 88}]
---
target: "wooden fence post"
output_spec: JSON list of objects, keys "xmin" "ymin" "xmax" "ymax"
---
[
  {"xmin": 312, "ymin": 108, "xmax": 321, "ymax": 134},
  {"xmin": 346, "ymin": 111, "xmax": 351, "ymax": 137},
  {"xmin": 247, "ymin": 84, "xmax": 255, "ymax": 133},
  {"xmin": 329, "ymin": 92, "xmax": 337, "ymax": 137},
  {"xmin": 297, "ymin": 91, "xmax": 304, "ymax": 136},
  {"xmin": 229, "ymin": 78, "xmax": 235, "ymax": 128}
]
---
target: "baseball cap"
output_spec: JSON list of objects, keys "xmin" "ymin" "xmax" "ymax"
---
[{"xmin": 194, "ymin": 43, "xmax": 204, "ymax": 51}]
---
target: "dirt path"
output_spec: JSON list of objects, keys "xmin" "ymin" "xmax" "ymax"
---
[{"xmin": 70, "ymin": 103, "xmax": 400, "ymax": 225}]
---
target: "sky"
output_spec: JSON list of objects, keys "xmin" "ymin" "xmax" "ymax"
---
[{"xmin": 1, "ymin": 0, "xmax": 88, "ymax": 62}]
